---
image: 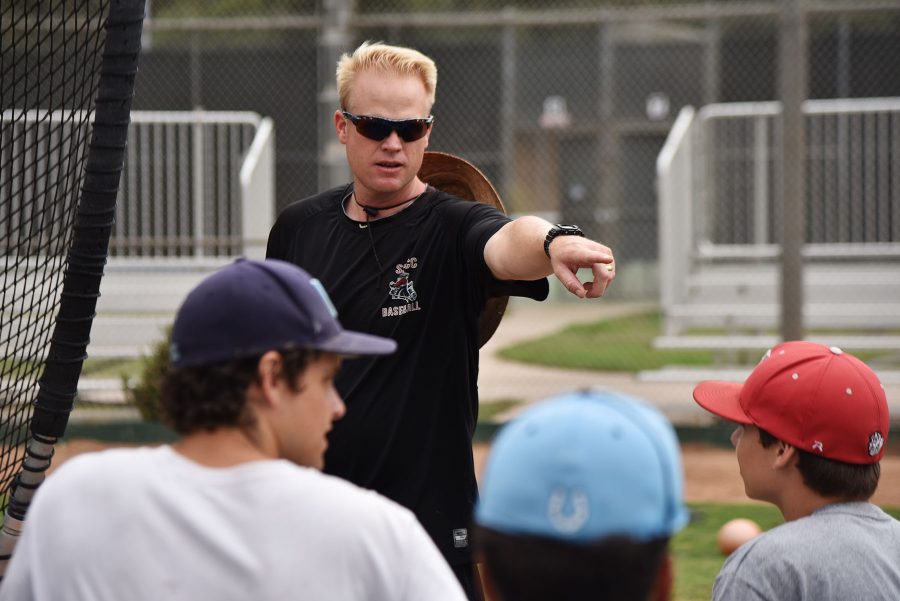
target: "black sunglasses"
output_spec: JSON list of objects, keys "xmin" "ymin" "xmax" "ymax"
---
[{"xmin": 341, "ymin": 110, "xmax": 434, "ymax": 142}]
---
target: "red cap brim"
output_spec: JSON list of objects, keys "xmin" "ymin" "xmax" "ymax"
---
[{"xmin": 692, "ymin": 381, "xmax": 754, "ymax": 425}]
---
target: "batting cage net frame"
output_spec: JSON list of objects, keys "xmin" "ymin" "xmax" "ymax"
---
[{"xmin": 0, "ymin": 0, "xmax": 146, "ymax": 575}]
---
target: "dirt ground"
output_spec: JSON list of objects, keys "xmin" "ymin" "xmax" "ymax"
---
[{"xmin": 46, "ymin": 439, "xmax": 900, "ymax": 506}]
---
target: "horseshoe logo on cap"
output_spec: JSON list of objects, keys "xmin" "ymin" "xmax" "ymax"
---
[{"xmin": 547, "ymin": 487, "xmax": 590, "ymax": 534}]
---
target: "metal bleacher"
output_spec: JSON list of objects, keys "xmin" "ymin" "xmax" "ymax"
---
[
  {"xmin": 2, "ymin": 110, "xmax": 275, "ymax": 403},
  {"xmin": 88, "ymin": 110, "xmax": 276, "ymax": 359},
  {"xmin": 655, "ymin": 98, "xmax": 900, "ymax": 357}
]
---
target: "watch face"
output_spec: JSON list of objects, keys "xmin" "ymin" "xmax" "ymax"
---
[{"xmin": 556, "ymin": 224, "xmax": 581, "ymax": 232}]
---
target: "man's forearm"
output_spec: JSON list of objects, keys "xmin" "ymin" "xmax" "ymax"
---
[
  {"xmin": 484, "ymin": 216, "xmax": 616, "ymax": 299},
  {"xmin": 483, "ymin": 216, "xmax": 554, "ymax": 281}
]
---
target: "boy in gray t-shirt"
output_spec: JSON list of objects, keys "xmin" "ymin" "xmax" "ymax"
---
[{"xmin": 692, "ymin": 341, "xmax": 900, "ymax": 601}]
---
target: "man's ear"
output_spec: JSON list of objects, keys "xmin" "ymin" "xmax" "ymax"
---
[{"xmin": 335, "ymin": 110, "xmax": 348, "ymax": 144}]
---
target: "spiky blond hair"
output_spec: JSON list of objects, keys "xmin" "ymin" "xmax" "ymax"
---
[{"xmin": 336, "ymin": 41, "xmax": 437, "ymax": 112}]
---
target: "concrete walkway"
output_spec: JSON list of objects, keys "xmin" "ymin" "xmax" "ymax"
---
[{"xmin": 478, "ymin": 298, "xmax": 900, "ymax": 427}]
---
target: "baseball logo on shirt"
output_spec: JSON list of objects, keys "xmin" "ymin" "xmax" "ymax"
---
[
  {"xmin": 388, "ymin": 268, "xmax": 417, "ymax": 302},
  {"xmin": 382, "ymin": 257, "xmax": 422, "ymax": 318}
]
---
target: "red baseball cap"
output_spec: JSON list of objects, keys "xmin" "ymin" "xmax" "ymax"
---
[{"xmin": 693, "ymin": 341, "xmax": 889, "ymax": 464}]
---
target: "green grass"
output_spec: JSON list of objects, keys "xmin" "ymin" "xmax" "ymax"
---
[
  {"xmin": 498, "ymin": 310, "xmax": 715, "ymax": 371},
  {"xmin": 478, "ymin": 399, "xmax": 523, "ymax": 422},
  {"xmin": 673, "ymin": 502, "xmax": 900, "ymax": 601},
  {"xmin": 3, "ymin": 354, "xmax": 149, "ymax": 383},
  {"xmin": 0, "ymin": 357, "xmax": 40, "ymax": 378},
  {"xmin": 81, "ymin": 357, "xmax": 144, "ymax": 380},
  {"xmin": 673, "ymin": 503, "xmax": 783, "ymax": 601},
  {"xmin": 498, "ymin": 309, "xmax": 900, "ymax": 372}
]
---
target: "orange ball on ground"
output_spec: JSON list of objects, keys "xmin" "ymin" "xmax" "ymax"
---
[{"xmin": 717, "ymin": 518, "xmax": 763, "ymax": 555}]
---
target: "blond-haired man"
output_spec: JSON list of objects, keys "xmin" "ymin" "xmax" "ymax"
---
[{"xmin": 267, "ymin": 41, "xmax": 616, "ymax": 599}]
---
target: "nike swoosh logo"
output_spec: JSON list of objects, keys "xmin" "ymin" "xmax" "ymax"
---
[{"xmin": 358, "ymin": 223, "xmax": 368, "ymax": 229}]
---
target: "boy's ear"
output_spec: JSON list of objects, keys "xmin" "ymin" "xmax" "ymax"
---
[
  {"xmin": 255, "ymin": 351, "xmax": 284, "ymax": 404},
  {"xmin": 772, "ymin": 441, "xmax": 799, "ymax": 470}
]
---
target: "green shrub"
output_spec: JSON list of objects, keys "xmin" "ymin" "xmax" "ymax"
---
[{"xmin": 122, "ymin": 328, "xmax": 171, "ymax": 422}]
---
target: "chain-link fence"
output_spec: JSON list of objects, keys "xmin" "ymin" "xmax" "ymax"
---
[{"xmin": 101, "ymin": 0, "xmax": 900, "ymax": 380}]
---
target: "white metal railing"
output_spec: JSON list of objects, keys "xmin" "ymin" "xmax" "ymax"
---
[
  {"xmin": 696, "ymin": 97, "xmax": 900, "ymax": 251},
  {"xmin": 239, "ymin": 117, "xmax": 275, "ymax": 259},
  {"xmin": 1, "ymin": 110, "xmax": 277, "ymax": 361},
  {"xmin": 115, "ymin": 110, "xmax": 275, "ymax": 259},
  {"xmin": 656, "ymin": 106, "xmax": 695, "ymax": 314},
  {"xmin": 1, "ymin": 109, "xmax": 276, "ymax": 261},
  {"xmin": 656, "ymin": 97, "xmax": 900, "ymax": 337},
  {"xmin": 0, "ymin": 110, "xmax": 93, "ymax": 255}
]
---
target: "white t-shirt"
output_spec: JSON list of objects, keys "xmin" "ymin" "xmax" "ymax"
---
[{"xmin": 0, "ymin": 446, "xmax": 467, "ymax": 601}]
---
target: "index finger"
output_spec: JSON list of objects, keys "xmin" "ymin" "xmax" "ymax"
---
[
  {"xmin": 575, "ymin": 248, "xmax": 614, "ymax": 267},
  {"xmin": 584, "ymin": 262, "xmax": 608, "ymax": 298}
]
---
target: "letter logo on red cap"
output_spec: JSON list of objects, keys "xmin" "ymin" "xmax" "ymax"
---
[{"xmin": 869, "ymin": 432, "xmax": 884, "ymax": 457}]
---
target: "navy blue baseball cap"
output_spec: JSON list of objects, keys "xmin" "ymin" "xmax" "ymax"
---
[{"xmin": 170, "ymin": 258, "xmax": 397, "ymax": 368}]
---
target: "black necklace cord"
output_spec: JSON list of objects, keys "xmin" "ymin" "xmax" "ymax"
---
[
  {"xmin": 363, "ymin": 207, "xmax": 385, "ymax": 275},
  {"xmin": 352, "ymin": 191, "xmax": 424, "ymax": 280},
  {"xmin": 353, "ymin": 192, "xmax": 421, "ymax": 217}
]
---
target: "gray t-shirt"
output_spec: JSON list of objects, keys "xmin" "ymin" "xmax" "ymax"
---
[{"xmin": 713, "ymin": 502, "xmax": 900, "ymax": 601}]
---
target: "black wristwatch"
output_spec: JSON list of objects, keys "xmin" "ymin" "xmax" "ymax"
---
[{"xmin": 544, "ymin": 224, "xmax": 585, "ymax": 257}]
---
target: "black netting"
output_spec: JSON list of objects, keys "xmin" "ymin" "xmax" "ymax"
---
[{"xmin": 0, "ymin": 0, "xmax": 110, "ymax": 512}]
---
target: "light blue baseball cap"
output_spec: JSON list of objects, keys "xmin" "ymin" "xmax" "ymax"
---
[{"xmin": 475, "ymin": 389, "xmax": 689, "ymax": 543}]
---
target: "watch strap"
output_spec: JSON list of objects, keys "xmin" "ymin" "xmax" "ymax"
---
[{"xmin": 543, "ymin": 224, "xmax": 585, "ymax": 258}]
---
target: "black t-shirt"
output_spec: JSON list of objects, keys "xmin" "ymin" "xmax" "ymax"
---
[{"xmin": 267, "ymin": 185, "xmax": 548, "ymax": 564}]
